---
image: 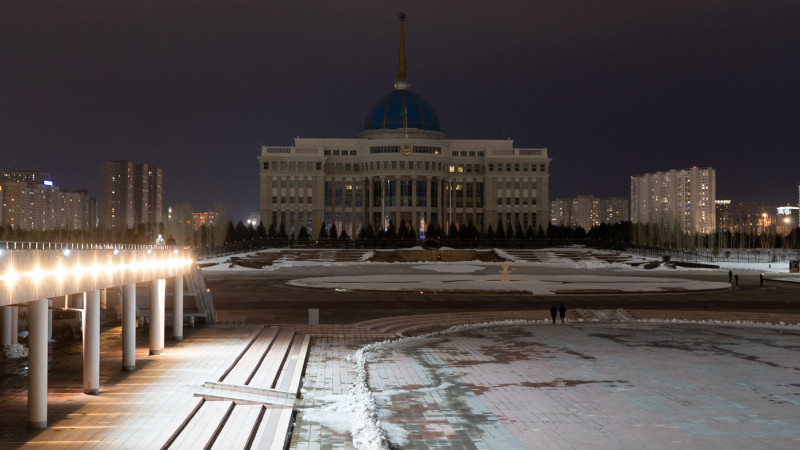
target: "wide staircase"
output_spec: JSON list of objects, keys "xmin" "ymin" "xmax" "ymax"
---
[{"xmin": 159, "ymin": 326, "xmax": 310, "ymax": 449}]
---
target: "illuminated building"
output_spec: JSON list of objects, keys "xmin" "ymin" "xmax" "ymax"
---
[
  {"xmin": 191, "ymin": 212, "xmax": 219, "ymax": 231},
  {"xmin": 715, "ymin": 199, "xmax": 731, "ymax": 232},
  {"xmin": 776, "ymin": 206, "xmax": 798, "ymax": 236},
  {"xmin": 550, "ymin": 199, "xmax": 571, "ymax": 227},
  {"xmin": 100, "ymin": 161, "xmax": 163, "ymax": 230},
  {"xmin": 258, "ymin": 15, "xmax": 550, "ymax": 237},
  {"xmin": 630, "ymin": 167, "xmax": 716, "ymax": 234},
  {"xmin": 550, "ymin": 196, "xmax": 628, "ymax": 229},
  {"xmin": 0, "ymin": 171, "xmax": 93, "ymax": 231}
]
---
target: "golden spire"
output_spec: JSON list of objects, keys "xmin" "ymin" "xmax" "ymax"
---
[{"xmin": 394, "ymin": 13, "xmax": 411, "ymax": 90}]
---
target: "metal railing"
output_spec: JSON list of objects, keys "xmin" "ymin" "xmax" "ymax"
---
[
  {"xmin": 1, "ymin": 241, "xmax": 183, "ymax": 251},
  {"xmin": 627, "ymin": 246, "xmax": 800, "ymax": 264}
]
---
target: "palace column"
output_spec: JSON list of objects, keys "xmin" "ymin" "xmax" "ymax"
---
[
  {"xmin": 394, "ymin": 176, "xmax": 401, "ymax": 228},
  {"xmin": 380, "ymin": 176, "xmax": 386, "ymax": 231},
  {"xmin": 411, "ymin": 175, "xmax": 418, "ymax": 236}
]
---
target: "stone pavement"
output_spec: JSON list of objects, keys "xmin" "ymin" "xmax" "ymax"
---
[{"xmin": 296, "ymin": 321, "xmax": 800, "ymax": 449}]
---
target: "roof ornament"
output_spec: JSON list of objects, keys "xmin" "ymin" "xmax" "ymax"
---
[{"xmin": 394, "ymin": 13, "xmax": 411, "ymax": 91}]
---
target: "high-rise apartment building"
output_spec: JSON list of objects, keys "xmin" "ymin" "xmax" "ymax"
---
[
  {"xmin": 550, "ymin": 199, "xmax": 571, "ymax": 227},
  {"xmin": 550, "ymin": 196, "xmax": 629, "ymax": 230},
  {"xmin": 100, "ymin": 161, "xmax": 163, "ymax": 230},
  {"xmin": 630, "ymin": 167, "xmax": 716, "ymax": 234},
  {"xmin": 0, "ymin": 171, "xmax": 93, "ymax": 231},
  {"xmin": 258, "ymin": 16, "xmax": 550, "ymax": 237},
  {"xmin": 715, "ymin": 199, "xmax": 731, "ymax": 233}
]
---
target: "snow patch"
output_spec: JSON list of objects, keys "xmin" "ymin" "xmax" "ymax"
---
[
  {"xmin": 411, "ymin": 264, "xmax": 483, "ymax": 273},
  {"xmin": 2, "ymin": 343, "xmax": 28, "ymax": 359}
]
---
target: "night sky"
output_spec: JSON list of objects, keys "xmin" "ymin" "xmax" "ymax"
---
[{"xmin": 2, "ymin": 1, "xmax": 799, "ymax": 221}]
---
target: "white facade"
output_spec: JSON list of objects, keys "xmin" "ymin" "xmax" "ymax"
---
[
  {"xmin": 630, "ymin": 167, "xmax": 716, "ymax": 234},
  {"xmin": 258, "ymin": 16, "xmax": 550, "ymax": 238},
  {"xmin": 259, "ymin": 137, "xmax": 549, "ymax": 237}
]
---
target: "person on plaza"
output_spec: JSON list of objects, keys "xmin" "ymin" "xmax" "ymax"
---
[
  {"xmin": 155, "ymin": 234, "xmax": 165, "ymax": 245},
  {"xmin": 558, "ymin": 303, "xmax": 566, "ymax": 323},
  {"xmin": 760, "ymin": 273, "xmax": 764, "ymax": 286},
  {"xmin": 729, "ymin": 270, "xmax": 732, "ymax": 283},
  {"xmin": 166, "ymin": 235, "xmax": 176, "ymax": 246},
  {"xmin": 550, "ymin": 306, "xmax": 558, "ymax": 324},
  {"xmin": 735, "ymin": 274, "xmax": 739, "ymax": 287}
]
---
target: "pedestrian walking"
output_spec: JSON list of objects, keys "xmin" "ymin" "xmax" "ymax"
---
[
  {"xmin": 735, "ymin": 274, "xmax": 739, "ymax": 287},
  {"xmin": 760, "ymin": 273, "xmax": 764, "ymax": 286},
  {"xmin": 558, "ymin": 304, "xmax": 566, "ymax": 323},
  {"xmin": 550, "ymin": 306, "xmax": 558, "ymax": 324},
  {"xmin": 728, "ymin": 270, "xmax": 732, "ymax": 283}
]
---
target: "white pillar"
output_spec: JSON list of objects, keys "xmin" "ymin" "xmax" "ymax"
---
[
  {"xmin": 11, "ymin": 305, "xmax": 19, "ymax": 344},
  {"xmin": 28, "ymin": 298, "xmax": 49, "ymax": 429},
  {"xmin": 149, "ymin": 279, "xmax": 165, "ymax": 355},
  {"xmin": 83, "ymin": 290, "xmax": 100, "ymax": 395},
  {"xmin": 122, "ymin": 283, "xmax": 137, "ymax": 371},
  {"xmin": 172, "ymin": 276, "xmax": 184, "ymax": 342},
  {"xmin": 47, "ymin": 299, "xmax": 53, "ymax": 340},
  {"xmin": 1, "ymin": 306, "xmax": 12, "ymax": 346}
]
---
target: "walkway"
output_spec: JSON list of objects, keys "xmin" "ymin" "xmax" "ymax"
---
[{"xmin": 0, "ymin": 324, "xmax": 304, "ymax": 449}]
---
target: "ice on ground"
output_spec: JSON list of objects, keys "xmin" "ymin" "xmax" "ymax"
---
[
  {"xmin": 302, "ymin": 394, "xmax": 357, "ymax": 435},
  {"xmin": 412, "ymin": 264, "xmax": 484, "ymax": 273}
]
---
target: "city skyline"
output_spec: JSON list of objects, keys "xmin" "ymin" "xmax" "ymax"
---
[{"xmin": 2, "ymin": 2, "xmax": 799, "ymax": 221}]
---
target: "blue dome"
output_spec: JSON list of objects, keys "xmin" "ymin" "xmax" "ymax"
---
[{"xmin": 363, "ymin": 90, "xmax": 441, "ymax": 131}]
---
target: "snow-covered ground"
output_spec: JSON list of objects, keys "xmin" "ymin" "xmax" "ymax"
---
[
  {"xmin": 303, "ymin": 317, "xmax": 800, "ymax": 450},
  {"xmin": 287, "ymin": 272, "xmax": 730, "ymax": 294},
  {"xmin": 201, "ymin": 248, "xmax": 799, "ymax": 449},
  {"xmin": 199, "ymin": 247, "xmax": 800, "ymax": 292},
  {"xmin": 200, "ymin": 248, "xmax": 800, "ymax": 287}
]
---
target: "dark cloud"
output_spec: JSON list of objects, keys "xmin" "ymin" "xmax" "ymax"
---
[{"xmin": 1, "ymin": 1, "xmax": 799, "ymax": 220}]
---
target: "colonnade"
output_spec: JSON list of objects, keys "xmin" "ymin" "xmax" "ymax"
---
[
  {"xmin": 324, "ymin": 175, "xmax": 450, "ymax": 235},
  {"xmin": 2, "ymin": 275, "xmax": 185, "ymax": 429}
]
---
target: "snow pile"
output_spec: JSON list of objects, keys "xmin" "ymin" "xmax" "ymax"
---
[
  {"xmin": 571, "ymin": 259, "xmax": 634, "ymax": 270},
  {"xmin": 635, "ymin": 318, "xmax": 800, "ymax": 328},
  {"xmin": 2, "ymin": 343, "xmax": 28, "ymax": 359},
  {"xmin": 349, "ymin": 344, "xmax": 390, "ymax": 449},
  {"xmin": 359, "ymin": 251, "xmax": 375, "ymax": 262},
  {"xmin": 494, "ymin": 249, "xmax": 523, "ymax": 262}
]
